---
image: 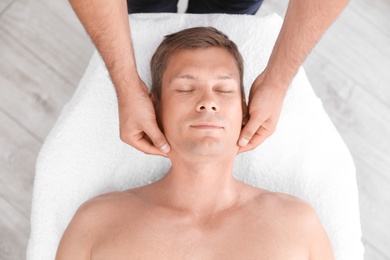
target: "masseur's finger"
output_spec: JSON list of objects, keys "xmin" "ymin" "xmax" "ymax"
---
[
  {"xmin": 129, "ymin": 130, "xmax": 169, "ymax": 157},
  {"xmin": 142, "ymin": 121, "xmax": 171, "ymax": 155},
  {"xmin": 122, "ymin": 117, "xmax": 170, "ymax": 157},
  {"xmin": 238, "ymin": 114, "xmax": 266, "ymax": 150},
  {"xmin": 238, "ymin": 124, "xmax": 271, "ymax": 154}
]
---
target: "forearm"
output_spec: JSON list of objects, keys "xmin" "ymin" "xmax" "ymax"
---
[
  {"xmin": 69, "ymin": 0, "xmax": 140, "ymax": 97},
  {"xmin": 264, "ymin": 0, "xmax": 349, "ymax": 91}
]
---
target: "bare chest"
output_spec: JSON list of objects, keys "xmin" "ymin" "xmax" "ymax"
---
[{"xmin": 91, "ymin": 214, "xmax": 308, "ymax": 260}]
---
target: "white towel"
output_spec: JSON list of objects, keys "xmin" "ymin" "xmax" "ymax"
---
[{"xmin": 27, "ymin": 13, "xmax": 364, "ymax": 259}]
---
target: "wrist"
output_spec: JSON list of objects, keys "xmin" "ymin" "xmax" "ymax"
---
[
  {"xmin": 113, "ymin": 70, "xmax": 145, "ymax": 95},
  {"xmin": 262, "ymin": 67, "xmax": 292, "ymax": 93},
  {"xmin": 117, "ymin": 79, "xmax": 150, "ymax": 109}
]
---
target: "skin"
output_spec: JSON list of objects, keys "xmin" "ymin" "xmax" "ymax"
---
[
  {"xmin": 68, "ymin": 0, "xmax": 349, "ymax": 155},
  {"xmin": 56, "ymin": 48, "xmax": 334, "ymax": 260}
]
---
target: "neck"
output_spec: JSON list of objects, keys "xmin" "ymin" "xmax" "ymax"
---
[{"xmin": 153, "ymin": 150, "xmax": 246, "ymax": 216}]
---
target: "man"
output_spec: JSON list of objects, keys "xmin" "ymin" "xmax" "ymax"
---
[
  {"xmin": 69, "ymin": 0, "xmax": 349, "ymax": 156},
  {"xmin": 56, "ymin": 27, "xmax": 334, "ymax": 259}
]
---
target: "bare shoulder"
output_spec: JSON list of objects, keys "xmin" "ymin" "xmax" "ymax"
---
[
  {"xmin": 65, "ymin": 189, "xmax": 145, "ymax": 230},
  {"xmin": 56, "ymin": 190, "xmax": 141, "ymax": 259},
  {"xmin": 73, "ymin": 190, "xmax": 139, "ymax": 222},
  {"xmin": 79, "ymin": 190, "xmax": 139, "ymax": 213},
  {"xmin": 250, "ymin": 189, "xmax": 334, "ymax": 259},
  {"xmin": 251, "ymin": 189, "xmax": 319, "ymax": 222}
]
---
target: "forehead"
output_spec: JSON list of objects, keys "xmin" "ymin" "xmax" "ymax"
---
[{"xmin": 163, "ymin": 47, "xmax": 240, "ymax": 81}]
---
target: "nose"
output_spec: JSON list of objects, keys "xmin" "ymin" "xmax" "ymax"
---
[{"xmin": 196, "ymin": 90, "xmax": 219, "ymax": 113}]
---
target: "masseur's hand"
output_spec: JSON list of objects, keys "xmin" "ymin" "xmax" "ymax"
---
[
  {"xmin": 238, "ymin": 70, "xmax": 286, "ymax": 153},
  {"xmin": 68, "ymin": 0, "xmax": 170, "ymax": 156},
  {"xmin": 118, "ymin": 78, "xmax": 170, "ymax": 157},
  {"xmin": 236, "ymin": 0, "xmax": 350, "ymax": 153}
]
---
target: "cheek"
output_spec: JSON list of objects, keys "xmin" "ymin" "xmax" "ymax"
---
[
  {"xmin": 225, "ymin": 98, "xmax": 243, "ymax": 117},
  {"xmin": 159, "ymin": 99, "xmax": 182, "ymax": 135},
  {"xmin": 226, "ymin": 101, "xmax": 244, "ymax": 134}
]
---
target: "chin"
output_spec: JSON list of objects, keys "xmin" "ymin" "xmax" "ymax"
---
[{"xmin": 183, "ymin": 139, "xmax": 235, "ymax": 157}]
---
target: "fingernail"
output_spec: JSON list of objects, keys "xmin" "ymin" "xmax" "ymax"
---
[
  {"xmin": 239, "ymin": 137, "xmax": 249, "ymax": 146},
  {"xmin": 160, "ymin": 143, "xmax": 170, "ymax": 153}
]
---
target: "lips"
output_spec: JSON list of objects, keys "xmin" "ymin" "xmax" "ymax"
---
[{"xmin": 190, "ymin": 122, "xmax": 224, "ymax": 129}]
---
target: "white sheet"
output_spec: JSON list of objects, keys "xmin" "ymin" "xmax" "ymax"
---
[{"xmin": 27, "ymin": 13, "xmax": 364, "ymax": 259}]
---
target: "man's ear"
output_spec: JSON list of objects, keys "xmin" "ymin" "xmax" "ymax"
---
[
  {"xmin": 242, "ymin": 98, "xmax": 249, "ymax": 126},
  {"xmin": 150, "ymin": 92, "xmax": 160, "ymax": 109},
  {"xmin": 150, "ymin": 92, "xmax": 164, "ymax": 132}
]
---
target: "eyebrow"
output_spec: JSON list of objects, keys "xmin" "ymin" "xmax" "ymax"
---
[
  {"xmin": 175, "ymin": 74, "xmax": 196, "ymax": 80},
  {"xmin": 172, "ymin": 74, "xmax": 234, "ymax": 82}
]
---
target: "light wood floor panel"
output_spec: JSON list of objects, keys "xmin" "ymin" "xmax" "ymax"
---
[
  {"xmin": 364, "ymin": 242, "xmax": 390, "ymax": 260},
  {"xmin": 0, "ymin": 197, "xmax": 28, "ymax": 260},
  {"xmin": 351, "ymin": 0, "xmax": 390, "ymax": 38},
  {"xmin": 356, "ymin": 159, "xmax": 390, "ymax": 258},
  {"xmin": 310, "ymin": 4, "xmax": 390, "ymax": 106},
  {"xmin": 0, "ymin": 0, "xmax": 94, "ymax": 87},
  {"xmin": 0, "ymin": 27, "xmax": 76, "ymax": 141},
  {"xmin": 0, "ymin": 0, "xmax": 14, "ymax": 14},
  {"xmin": 0, "ymin": 109, "xmax": 41, "ymax": 219},
  {"xmin": 356, "ymin": 160, "xmax": 390, "ymax": 256}
]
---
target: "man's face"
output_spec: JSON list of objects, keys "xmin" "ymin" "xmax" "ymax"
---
[{"xmin": 156, "ymin": 47, "xmax": 245, "ymax": 157}]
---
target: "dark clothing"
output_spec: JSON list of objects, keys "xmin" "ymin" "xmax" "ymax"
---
[{"xmin": 127, "ymin": 0, "xmax": 263, "ymax": 15}]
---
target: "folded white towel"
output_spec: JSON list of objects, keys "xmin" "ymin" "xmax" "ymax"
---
[{"xmin": 27, "ymin": 13, "xmax": 364, "ymax": 259}]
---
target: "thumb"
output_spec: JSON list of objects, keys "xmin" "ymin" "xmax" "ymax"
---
[
  {"xmin": 144, "ymin": 122, "xmax": 171, "ymax": 153},
  {"xmin": 238, "ymin": 114, "xmax": 264, "ymax": 147}
]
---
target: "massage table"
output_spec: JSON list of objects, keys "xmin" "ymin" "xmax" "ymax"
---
[{"xmin": 26, "ymin": 13, "xmax": 364, "ymax": 259}]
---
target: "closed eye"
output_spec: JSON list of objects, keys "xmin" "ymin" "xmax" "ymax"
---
[
  {"xmin": 215, "ymin": 90, "xmax": 235, "ymax": 94},
  {"xmin": 176, "ymin": 89, "xmax": 195, "ymax": 94}
]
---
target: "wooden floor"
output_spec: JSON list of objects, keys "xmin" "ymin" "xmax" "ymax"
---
[{"xmin": 0, "ymin": 0, "xmax": 389, "ymax": 259}]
